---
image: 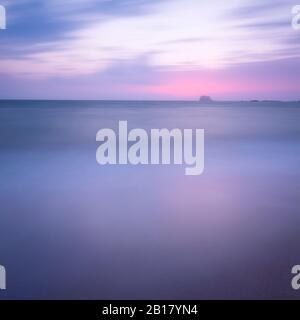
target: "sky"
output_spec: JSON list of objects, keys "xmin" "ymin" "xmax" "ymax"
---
[{"xmin": 0, "ymin": 0, "xmax": 299, "ymax": 100}]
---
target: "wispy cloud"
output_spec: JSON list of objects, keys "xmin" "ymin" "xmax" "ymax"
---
[{"xmin": 0, "ymin": 0, "xmax": 299, "ymax": 99}]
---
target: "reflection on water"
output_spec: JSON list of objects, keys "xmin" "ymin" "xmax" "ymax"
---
[{"xmin": 0, "ymin": 100, "xmax": 300, "ymax": 299}]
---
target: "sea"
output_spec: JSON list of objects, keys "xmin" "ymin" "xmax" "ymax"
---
[{"xmin": 0, "ymin": 100, "xmax": 300, "ymax": 299}]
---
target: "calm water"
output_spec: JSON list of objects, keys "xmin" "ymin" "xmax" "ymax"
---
[{"xmin": 0, "ymin": 100, "xmax": 300, "ymax": 299}]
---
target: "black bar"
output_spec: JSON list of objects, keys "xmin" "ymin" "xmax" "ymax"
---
[{"xmin": 0, "ymin": 300, "xmax": 297, "ymax": 319}]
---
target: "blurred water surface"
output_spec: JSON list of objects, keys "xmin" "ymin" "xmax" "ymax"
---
[{"xmin": 0, "ymin": 100, "xmax": 300, "ymax": 299}]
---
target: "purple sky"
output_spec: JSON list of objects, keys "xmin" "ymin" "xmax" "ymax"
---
[{"xmin": 0, "ymin": 0, "xmax": 300, "ymax": 100}]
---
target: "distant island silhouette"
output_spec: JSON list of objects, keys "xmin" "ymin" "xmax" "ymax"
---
[
  {"xmin": 199, "ymin": 96, "xmax": 214, "ymax": 103},
  {"xmin": 198, "ymin": 96, "xmax": 300, "ymax": 104}
]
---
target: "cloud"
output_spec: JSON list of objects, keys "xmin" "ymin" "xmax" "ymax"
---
[
  {"xmin": 0, "ymin": 0, "xmax": 299, "ymax": 99},
  {"xmin": 1, "ymin": 0, "xmax": 299, "ymax": 78}
]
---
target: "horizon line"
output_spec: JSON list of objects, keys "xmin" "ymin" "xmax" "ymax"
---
[{"xmin": 0, "ymin": 98, "xmax": 300, "ymax": 103}]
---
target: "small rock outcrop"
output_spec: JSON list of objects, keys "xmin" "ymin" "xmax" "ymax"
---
[{"xmin": 199, "ymin": 96, "xmax": 213, "ymax": 103}]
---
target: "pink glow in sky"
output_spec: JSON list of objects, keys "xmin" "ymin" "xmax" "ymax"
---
[{"xmin": 0, "ymin": 0, "xmax": 300, "ymax": 100}]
